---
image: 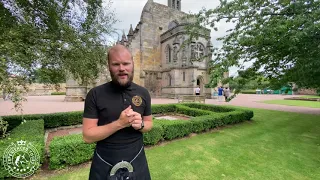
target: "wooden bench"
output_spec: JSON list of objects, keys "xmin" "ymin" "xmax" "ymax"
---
[{"xmin": 178, "ymin": 95, "xmax": 206, "ymax": 103}]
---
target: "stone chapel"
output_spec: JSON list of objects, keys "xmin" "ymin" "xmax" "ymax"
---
[
  {"xmin": 118, "ymin": 0, "xmax": 213, "ymax": 98},
  {"xmin": 64, "ymin": 0, "xmax": 214, "ymax": 101}
]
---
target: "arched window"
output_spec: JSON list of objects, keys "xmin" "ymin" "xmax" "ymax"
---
[
  {"xmin": 197, "ymin": 43, "xmax": 205, "ymax": 58},
  {"xmin": 176, "ymin": 0, "xmax": 180, "ymax": 10},
  {"xmin": 165, "ymin": 45, "xmax": 172, "ymax": 63},
  {"xmin": 191, "ymin": 42, "xmax": 205, "ymax": 59},
  {"xmin": 167, "ymin": 73, "xmax": 172, "ymax": 86},
  {"xmin": 183, "ymin": 72, "xmax": 185, "ymax": 81},
  {"xmin": 172, "ymin": 0, "xmax": 176, "ymax": 9}
]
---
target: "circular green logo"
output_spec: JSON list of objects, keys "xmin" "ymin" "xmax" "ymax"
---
[{"xmin": 3, "ymin": 140, "xmax": 40, "ymax": 178}]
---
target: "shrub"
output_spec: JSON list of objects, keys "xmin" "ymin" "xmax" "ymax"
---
[
  {"xmin": 155, "ymin": 120, "xmax": 193, "ymax": 140},
  {"xmin": 49, "ymin": 124, "xmax": 165, "ymax": 169},
  {"xmin": 0, "ymin": 117, "xmax": 9, "ymax": 138},
  {"xmin": 180, "ymin": 103, "xmax": 235, "ymax": 112},
  {"xmin": 151, "ymin": 104, "xmax": 177, "ymax": 114},
  {"xmin": 3, "ymin": 111, "xmax": 83, "ymax": 131},
  {"xmin": 143, "ymin": 123, "xmax": 164, "ymax": 145},
  {"xmin": 175, "ymin": 104, "xmax": 212, "ymax": 116},
  {"xmin": 191, "ymin": 114, "xmax": 224, "ymax": 131},
  {"xmin": 0, "ymin": 120, "xmax": 45, "ymax": 179},
  {"xmin": 47, "ymin": 103, "xmax": 254, "ymax": 169},
  {"xmin": 49, "ymin": 134, "xmax": 95, "ymax": 170},
  {"xmin": 3, "ymin": 104, "xmax": 177, "ymax": 131}
]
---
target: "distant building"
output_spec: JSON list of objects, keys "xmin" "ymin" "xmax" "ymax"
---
[{"xmin": 65, "ymin": 0, "xmax": 223, "ymax": 101}]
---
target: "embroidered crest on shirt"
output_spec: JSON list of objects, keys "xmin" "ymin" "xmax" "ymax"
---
[{"xmin": 132, "ymin": 95, "xmax": 142, "ymax": 106}]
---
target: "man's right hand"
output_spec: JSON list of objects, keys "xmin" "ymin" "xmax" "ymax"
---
[{"xmin": 117, "ymin": 105, "xmax": 134, "ymax": 128}]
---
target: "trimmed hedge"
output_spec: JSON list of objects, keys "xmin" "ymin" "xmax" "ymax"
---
[
  {"xmin": 0, "ymin": 120, "xmax": 45, "ymax": 178},
  {"xmin": 151, "ymin": 104, "xmax": 177, "ymax": 114},
  {"xmin": 143, "ymin": 123, "xmax": 164, "ymax": 145},
  {"xmin": 50, "ymin": 125, "xmax": 165, "ymax": 170},
  {"xmin": 180, "ymin": 103, "xmax": 235, "ymax": 113},
  {"xmin": 3, "ymin": 104, "xmax": 178, "ymax": 131},
  {"xmin": 175, "ymin": 104, "xmax": 212, "ymax": 116},
  {"xmin": 48, "ymin": 103, "xmax": 254, "ymax": 169},
  {"xmin": 3, "ymin": 111, "xmax": 83, "ymax": 131},
  {"xmin": 2, "ymin": 103, "xmax": 227, "ymax": 131},
  {"xmin": 49, "ymin": 134, "xmax": 95, "ymax": 170},
  {"xmin": 155, "ymin": 120, "xmax": 193, "ymax": 140}
]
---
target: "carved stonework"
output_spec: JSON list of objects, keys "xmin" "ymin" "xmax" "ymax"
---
[
  {"xmin": 157, "ymin": 72, "xmax": 162, "ymax": 79},
  {"xmin": 140, "ymin": 71, "xmax": 146, "ymax": 78},
  {"xmin": 191, "ymin": 44, "xmax": 196, "ymax": 59},
  {"xmin": 173, "ymin": 46, "xmax": 178, "ymax": 61},
  {"xmin": 144, "ymin": 71, "xmax": 160, "ymax": 94},
  {"xmin": 181, "ymin": 46, "xmax": 187, "ymax": 59},
  {"xmin": 165, "ymin": 45, "xmax": 171, "ymax": 63},
  {"xmin": 195, "ymin": 43, "xmax": 205, "ymax": 58},
  {"xmin": 191, "ymin": 43, "xmax": 205, "ymax": 59}
]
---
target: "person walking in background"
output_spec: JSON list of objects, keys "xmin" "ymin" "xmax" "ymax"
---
[
  {"xmin": 218, "ymin": 86, "xmax": 224, "ymax": 101},
  {"xmin": 195, "ymin": 85, "xmax": 201, "ymax": 95},
  {"xmin": 224, "ymin": 87, "xmax": 230, "ymax": 102}
]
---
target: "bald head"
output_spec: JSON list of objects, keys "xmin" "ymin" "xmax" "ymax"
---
[{"xmin": 107, "ymin": 44, "xmax": 132, "ymax": 64}]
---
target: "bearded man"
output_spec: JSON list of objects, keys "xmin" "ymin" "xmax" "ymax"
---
[{"xmin": 82, "ymin": 44, "xmax": 153, "ymax": 180}]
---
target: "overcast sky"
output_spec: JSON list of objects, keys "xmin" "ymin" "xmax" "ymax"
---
[
  {"xmin": 110, "ymin": 0, "xmax": 229, "ymax": 44},
  {"xmin": 109, "ymin": 0, "xmax": 238, "ymax": 76}
]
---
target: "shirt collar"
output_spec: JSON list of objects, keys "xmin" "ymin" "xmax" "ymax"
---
[{"xmin": 110, "ymin": 81, "xmax": 136, "ymax": 91}]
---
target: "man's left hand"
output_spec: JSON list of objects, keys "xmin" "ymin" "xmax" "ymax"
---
[{"xmin": 127, "ymin": 111, "xmax": 143, "ymax": 130}]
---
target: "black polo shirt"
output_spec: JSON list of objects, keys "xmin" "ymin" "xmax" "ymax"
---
[{"xmin": 83, "ymin": 81, "xmax": 151, "ymax": 150}]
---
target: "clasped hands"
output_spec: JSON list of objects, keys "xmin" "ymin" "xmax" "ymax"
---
[{"xmin": 118, "ymin": 105, "xmax": 142, "ymax": 130}]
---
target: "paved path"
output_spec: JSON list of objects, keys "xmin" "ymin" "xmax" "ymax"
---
[
  {"xmin": 0, "ymin": 94, "xmax": 319, "ymax": 116},
  {"xmin": 206, "ymin": 94, "xmax": 320, "ymax": 115}
]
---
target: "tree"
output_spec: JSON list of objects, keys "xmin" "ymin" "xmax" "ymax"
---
[
  {"xmin": 229, "ymin": 74, "xmax": 270, "ymax": 91},
  {"xmin": 0, "ymin": 0, "xmax": 117, "ymax": 112},
  {"xmin": 186, "ymin": 0, "xmax": 320, "ymax": 97}
]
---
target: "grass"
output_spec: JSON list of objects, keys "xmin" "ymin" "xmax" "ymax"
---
[
  {"xmin": 30, "ymin": 108, "xmax": 320, "ymax": 180},
  {"xmin": 299, "ymin": 95, "xmax": 320, "ymax": 99},
  {"xmin": 51, "ymin": 92, "xmax": 66, "ymax": 95},
  {"xmin": 263, "ymin": 99, "xmax": 320, "ymax": 108}
]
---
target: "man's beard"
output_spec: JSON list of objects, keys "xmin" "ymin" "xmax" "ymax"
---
[{"xmin": 110, "ymin": 72, "xmax": 134, "ymax": 88}]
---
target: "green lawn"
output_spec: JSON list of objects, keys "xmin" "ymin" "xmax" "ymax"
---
[
  {"xmin": 31, "ymin": 108, "xmax": 320, "ymax": 180},
  {"xmin": 263, "ymin": 99, "xmax": 320, "ymax": 108},
  {"xmin": 300, "ymin": 95, "xmax": 320, "ymax": 99}
]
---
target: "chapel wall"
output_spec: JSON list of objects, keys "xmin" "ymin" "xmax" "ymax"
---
[{"xmin": 127, "ymin": 2, "xmax": 187, "ymax": 93}]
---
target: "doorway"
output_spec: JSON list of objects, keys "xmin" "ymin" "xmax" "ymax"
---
[{"xmin": 196, "ymin": 76, "xmax": 204, "ymax": 95}]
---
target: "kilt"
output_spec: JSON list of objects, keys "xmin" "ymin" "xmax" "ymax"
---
[{"xmin": 89, "ymin": 142, "xmax": 151, "ymax": 180}]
